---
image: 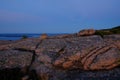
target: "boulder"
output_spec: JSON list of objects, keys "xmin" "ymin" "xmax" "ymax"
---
[
  {"xmin": 40, "ymin": 33, "xmax": 48, "ymax": 40},
  {"xmin": 77, "ymin": 29, "xmax": 95, "ymax": 36}
]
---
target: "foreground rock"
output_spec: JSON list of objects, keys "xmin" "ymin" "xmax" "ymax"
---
[
  {"xmin": 0, "ymin": 34, "xmax": 120, "ymax": 80},
  {"xmin": 0, "ymin": 50, "xmax": 33, "ymax": 69},
  {"xmin": 0, "ymin": 40, "xmax": 15, "ymax": 46}
]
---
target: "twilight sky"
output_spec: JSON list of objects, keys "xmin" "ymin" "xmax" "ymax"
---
[{"xmin": 0, "ymin": 0, "xmax": 120, "ymax": 33}]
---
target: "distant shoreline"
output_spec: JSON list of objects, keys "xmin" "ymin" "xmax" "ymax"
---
[{"xmin": 0, "ymin": 33, "xmax": 64, "ymax": 40}]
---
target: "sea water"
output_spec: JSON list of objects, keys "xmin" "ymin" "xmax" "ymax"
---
[{"xmin": 0, "ymin": 33, "xmax": 61, "ymax": 40}]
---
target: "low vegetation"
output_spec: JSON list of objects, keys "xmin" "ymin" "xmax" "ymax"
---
[
  {"xmin": 21, "ymin": 35, "xmax": 28, "ymax": 39},
  {"xmin": 95, "ymin": 26, "xmax": 120, "ymax": 37}
]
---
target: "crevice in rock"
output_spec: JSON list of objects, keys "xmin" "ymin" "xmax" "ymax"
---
[
  {"xmin": 53, "ymin": 46, "xmax": 67, "ymax": 61},
  {"xmin": 81, "ymin": 46, "xmax": 98, "ymax": 61},
  {"xmin": 81, "ymin": 46, "xmax": 103, "ymax": 65},
  {"xmin": 31, "ymin": 40, "xmax": 43, "ymax": 61},
  {"xmin": 35, "ymin": 40, "xmax": 43, "ymax": 49},
  {"xmin": 28, "ymin": 40, "xmax": 43, "ymax": 66},
  {"xmin": 58, "ymin": 46, "xmax": 66, "ymax": 54},
  {"xmin": 27, "ymin": 40, "xmax": 43, "ymax": 80},
  {"xmin": 90, "ymin": 46, "xmax": 112, "ymax": 65},
  {"xmin": 12, "ymin": 44, "xmax": 41, "ymax": 80},
  {"xmin": 13, "ymin": 47, "xmax": 36, "ymax": 69},
  {"xmin": 87, "ymin": 47, "xmax": 113, "ymax": 69},
  {"xmin": 28, "ymin": 50, "xmax": 36, "ymax": 68},
  {"xmin": 13, "ymin": 48, "xmax": 34, "ymax": 53}
]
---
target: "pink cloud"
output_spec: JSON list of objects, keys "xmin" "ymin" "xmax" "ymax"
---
[{"xmin": 0, "ymin": 10, "xmax": 45, "ymax": 23}]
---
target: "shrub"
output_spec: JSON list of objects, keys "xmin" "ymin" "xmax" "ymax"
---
[
  {"xmin": 95, "ymin": 30, "xmax": 111, "ymax": 38},
  {"xmin": 95, "ymin": 26, "xmax": 120, "ymax": 37},
  {"xmin": 21, "ymin": 35, "xmax": 28, "ymax": 39}
]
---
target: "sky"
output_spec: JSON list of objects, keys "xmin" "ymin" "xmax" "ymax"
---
[{"xmin": 0, "ymin": 0, "xmax": 120, "ymax": 33}]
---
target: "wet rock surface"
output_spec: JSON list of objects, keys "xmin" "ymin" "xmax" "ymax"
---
[{"xmin": 0, "ymin": 34, "xmax": 120, "ymax": 80}]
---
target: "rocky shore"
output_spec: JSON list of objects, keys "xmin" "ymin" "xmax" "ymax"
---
[{"xmin": 0, "ymin": 29, "xmax": 120, "ymax": 80}]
